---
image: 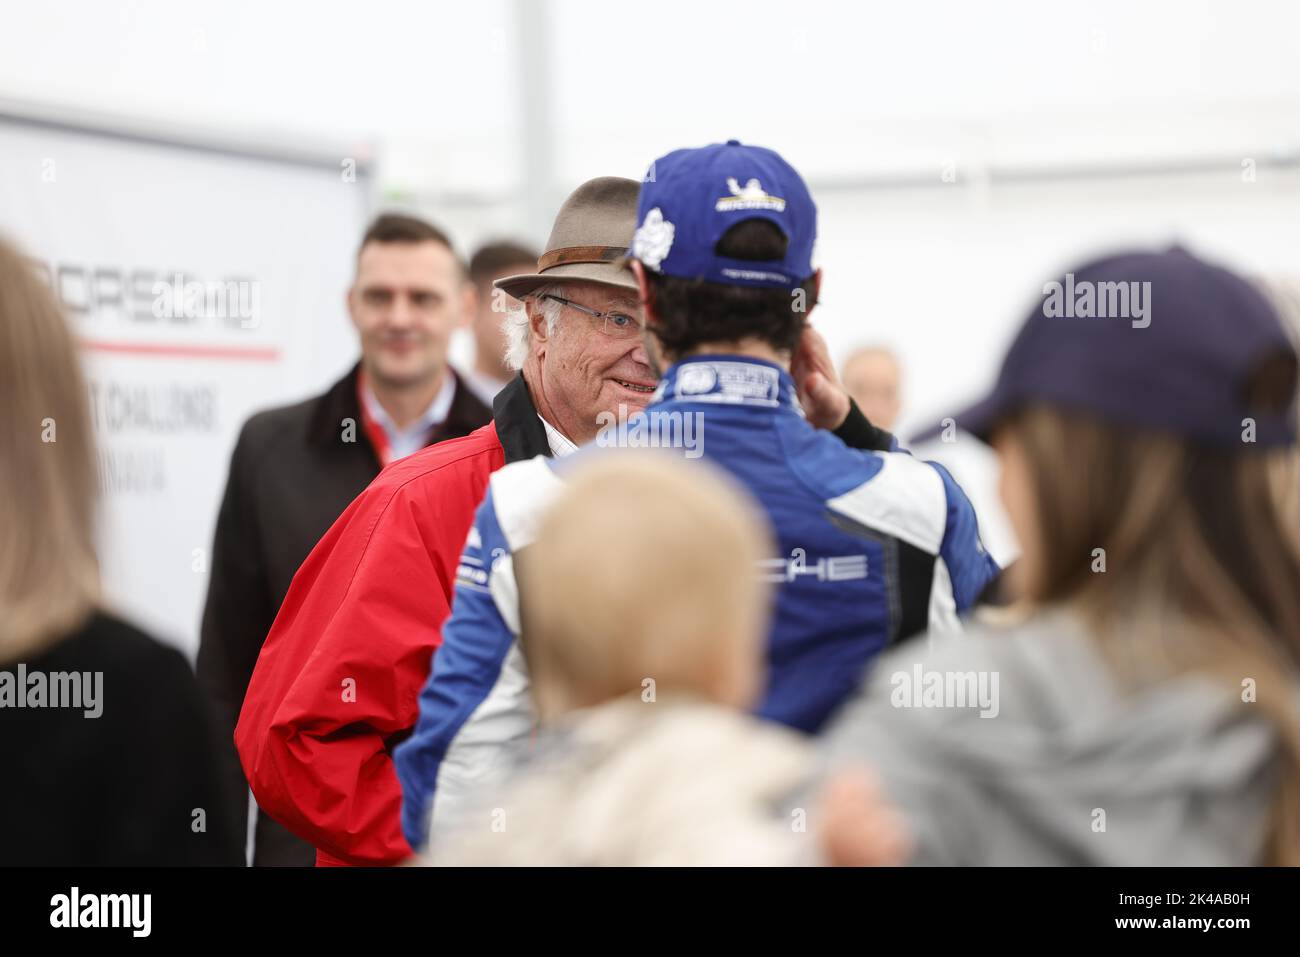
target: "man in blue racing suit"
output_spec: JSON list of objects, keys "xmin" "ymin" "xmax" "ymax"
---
[{"xmin": 395, "ymin": 141, "xmax": 1000, "ymax": 852}]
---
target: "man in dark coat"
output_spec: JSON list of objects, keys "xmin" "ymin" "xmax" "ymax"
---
[{"xmin": 196, "ymin": 213, "xmax": 491, "ymax": 866}]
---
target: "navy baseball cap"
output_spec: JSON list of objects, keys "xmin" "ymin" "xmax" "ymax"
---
[
  {"xmin": 918, "ymin": 246, "xmax": 1298, "ymax": 449},
  {"xmin": 628, "ymin": 140, "xmax": 816, "ymax": 290}
]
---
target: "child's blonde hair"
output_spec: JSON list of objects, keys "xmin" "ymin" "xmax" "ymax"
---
[{"xmin": 520, "ymin": 451, "xmax": 775, "ymax": 720}]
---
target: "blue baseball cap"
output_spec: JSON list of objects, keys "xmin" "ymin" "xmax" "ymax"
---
[
  {"xmin": 629, "ymin": 140, "xmax": 816, "ymax": 290},
  {"xmin": 917, "ymin": 246, "xmax": 1298, "ymax": 449}
]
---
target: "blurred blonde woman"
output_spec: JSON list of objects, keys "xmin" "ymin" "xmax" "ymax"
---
[
  {"xmin": 0, "ymin": 234, "xmax": 239, "ymax": 865},
  {"xmin": 428, "ymin": 451, "xmax": 907, "ymax": 866},
  {"xmin": 820, "ymin": 247, "xmax": 1300, "ymax": 866}
]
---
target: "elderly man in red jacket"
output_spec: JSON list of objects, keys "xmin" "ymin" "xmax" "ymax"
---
[{"xmin": 235, "ymin": 177, "xmax": 657, "ymax": 865}]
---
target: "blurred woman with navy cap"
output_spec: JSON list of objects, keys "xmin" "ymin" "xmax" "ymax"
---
[{"xmin": 816, "ymin": 246, "xmax": 1300, "ymax": 866}]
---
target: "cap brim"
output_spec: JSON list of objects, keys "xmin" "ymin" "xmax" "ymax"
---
[
  {"xmin": 910, "ymin": 390, "xmax": 1017, "ymax": 446},
  {"xmin": 494, "ymin": 260, "xmax": 638, "ymax": 300}
]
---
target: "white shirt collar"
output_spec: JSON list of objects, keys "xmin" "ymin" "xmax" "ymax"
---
[
  {"xmin": 361, "ymin": 372, "xmax": 457, "ymax": 461},
  {"xmin": 540, "ymin": 417, "xmax": 578, "ymax": 457}
]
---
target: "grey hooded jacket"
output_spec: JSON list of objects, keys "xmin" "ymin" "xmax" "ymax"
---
[{"xmin": 815, "ymin": 608, "xmax": 1285, "ymax": 865}]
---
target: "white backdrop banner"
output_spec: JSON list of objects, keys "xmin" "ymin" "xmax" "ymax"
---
[{"xmin": 0, "ymin": 109, "xmax": 372, "ymax": 658}]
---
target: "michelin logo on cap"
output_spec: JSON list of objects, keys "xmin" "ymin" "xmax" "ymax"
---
[
  {"xmin": 716, "ymin": 177, "xmax": 786, "ymax": 213},
  {"xmin": 632, "ymin": 207, "xmax": 675, "ymax": 272}
]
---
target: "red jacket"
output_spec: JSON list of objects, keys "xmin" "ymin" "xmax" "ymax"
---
[{"xmin": 235, "ymin": 376, "xmax": 550, "ymax": 866}]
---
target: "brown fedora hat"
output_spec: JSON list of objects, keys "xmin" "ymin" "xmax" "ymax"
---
[{"xmin": 494, "ymin": 176, "xmax": 640, "ymax": 300}]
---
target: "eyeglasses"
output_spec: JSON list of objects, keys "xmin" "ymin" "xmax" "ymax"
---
[{"xmin": 541, "ymin": 294, "xmax": 642, "ymax": 340}]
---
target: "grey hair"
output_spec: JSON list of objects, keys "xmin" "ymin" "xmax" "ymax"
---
[{"xmin": 503, "ymin": 282, "xmax": 566, "ymax": 371}]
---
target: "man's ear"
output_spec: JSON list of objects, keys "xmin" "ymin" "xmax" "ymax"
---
[
  {"xmin": 345, "ymin": 285, "xmax": 361, "ymax": 332},
  {"xmin": 630, "ymin": 260, "xmax": 657, "ymax": 327},
  {"xmin": 527, "ymin": 297, "xmax": 551, "ymax": 358}
]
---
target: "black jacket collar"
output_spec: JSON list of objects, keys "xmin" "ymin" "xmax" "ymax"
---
[
  {"xmin": 306, "ymin": 362, "xmax": 364, "ymax": 451},
  {"xmin": 492, "ymin": 373, "xmax": 552, "ymax": 463}
]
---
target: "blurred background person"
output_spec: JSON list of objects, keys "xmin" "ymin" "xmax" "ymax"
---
[
  {"xmin": 429, "ymin": 453, "xmax": 827, "ymax": 865},
  {"xmin": 197, "ymin": 212, "xmax": 491, "ymax": 867},
  {"xmin": 841, "ymin": 345, "xmax": 902, "ymax": 433},
  {"xmin": 460, "ymin": 240, "xmax": 540, "ymax": 406},
  {"xmin": 0, "ymin": 234, "xmax": 239, "ymax": 865},
  {"xmin": 817, "ymin": 247, "xmax": 1300, "ymax": 866}
]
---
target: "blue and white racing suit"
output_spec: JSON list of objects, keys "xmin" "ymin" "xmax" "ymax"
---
[{"xmin": 394, "ymin": 355, "xmax": 1000, "ymax": 850}]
